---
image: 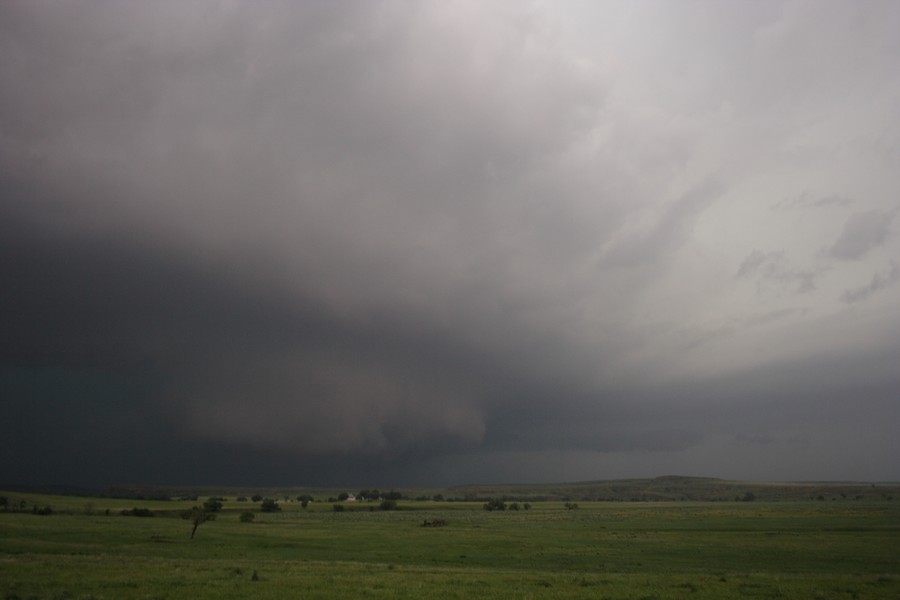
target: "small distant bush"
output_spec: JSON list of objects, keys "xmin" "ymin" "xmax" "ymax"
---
[
  {"xmin": 236, "ymin": 496, "xmax": 248, "ymax": 502},
  {"xmin": 33, "ymin": 505, "xmax": 53, "ymax": 516},
  {"xmin": 239, "ymin": 511, "xmax": 255, "ymax": 523},
  {"xmin": 121, "ymin": 507, "xmax": 153, "ymax": 517},
  {"xmin": 379, "ymin": 499, "xmax": 397, "ymax": 511},
  {"xmin": 260, "ymin": 499, "xmax": 281, "ymax": 512},
  {"xmin": 523, "ymin": 502, "xmax": 531, "ymax": 510},
  {"xmin": 483, "ymin": 499, "xmax": 506, "ymax": 511},
  {"xmin": 508, "ymin": 502, "xmax": 520, "ymax": 511},
  {"xmin": 564, "ymin": 502, "xmax": 579, "ymax": 510},
  {"xmin": 251, "ymin": 494, "xmax": 263, "ymax": 502},
  {"xmin": 333, "ymin": 504, "xmax": 344, "ymax": 512}
]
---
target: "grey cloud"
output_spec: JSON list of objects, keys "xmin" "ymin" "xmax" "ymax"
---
[
  {"xmin": 736, "ymin": 432, "xmax": 774, "ymax": 446},
  {"xmin": 843, "ymin": 263, "xmax": 900, "ymax": 303},
  {"xmin": 741, "ymin": 307, "xmax": 808, "ymax": 328},
  {"xmin": 771, "ymin": 191, "xmax": 854, "ymax": 210},
  {"xmin": 736, "ymin": 250, "xmax": 819, "ymax": 293},
  {"xmin": 599, "ymin": 178, "xmax": 725, "ymax": 267},
  {"xmin": 827, "ymin": 210, "xmax": 895, "ymax": 260},
  {"xmin": 736, "ymin": 250, "xmax": 781, "ymax": 278}
]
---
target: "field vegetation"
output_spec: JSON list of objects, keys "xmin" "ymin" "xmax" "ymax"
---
[{"xmin": 2, "ymin": 478, "xmax": 899, "ymax": 599}]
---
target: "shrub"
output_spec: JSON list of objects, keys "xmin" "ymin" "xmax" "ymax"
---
[
  {"xmin": 333, "ymin": 504, "xmax": 344, "ymax": 512},
  {"xmin": 260, "ymin": 498, "xmax": 281, "ymax": 512},
  {"xmin": 483, "ymin": 499, "xmax": 506, "ymax": 511},
  {"xmin": 239, "ymin": 511, "xmax": 255, "ymax": 523},
  {"xmin": 121, "ymin": 507, "xmax": 153, "ymax": 517},
  {"xmin": 379, "ymin": 499, "xmax": 397, "ymax": 511}
]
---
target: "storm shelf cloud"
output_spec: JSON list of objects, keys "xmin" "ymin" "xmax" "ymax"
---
[{"xmin": 2, "ymin": 0, "xmax": 900, "ymax": 487}]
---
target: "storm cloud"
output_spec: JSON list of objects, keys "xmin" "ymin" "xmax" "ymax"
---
[{"xmin": 2, "ymin": 0, "xmax": 899, "ymax": 487}]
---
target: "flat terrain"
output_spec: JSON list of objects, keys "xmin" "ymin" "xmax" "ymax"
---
[{"xmin": 1, "ymin": 490, "xmax": 899, "ymax": 599}]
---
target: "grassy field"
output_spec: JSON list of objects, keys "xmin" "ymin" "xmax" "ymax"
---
[{"xmin": 1, "ymin": 490, "xmax": 899, "ymax": 599}]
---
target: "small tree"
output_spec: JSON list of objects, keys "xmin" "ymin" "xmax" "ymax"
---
[
  {"xmin": 182, "ymin": 506, "xmax": 216, "ymax": 539},
  {"xmin": 203, "ymin": 498, "xmax": 223, "ymax": 512},
  {"xmin": 260, "ymin": 498, "xmax": 281, "ymax": 512},
  {"xmin": 240, "ymin": 511, "xmax": 255, "ymax": 523}
]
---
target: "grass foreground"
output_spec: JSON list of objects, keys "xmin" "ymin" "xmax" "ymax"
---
[{"xmin": 1, "ymin": 490, "xmax": 899, "ymax": 599}]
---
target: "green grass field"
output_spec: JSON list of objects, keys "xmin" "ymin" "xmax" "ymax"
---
[{"xmin": 2, "ymin": 491, "xmax": 899, "ymax": 599}]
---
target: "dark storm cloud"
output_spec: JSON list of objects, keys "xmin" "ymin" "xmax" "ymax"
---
[
  {"xmin": 2, "ymin": 0, "xmax": 900, "ymax": 486},
  {"xmin": 1, "ymin": 0, "xmax": 617, "ymax": 480}
]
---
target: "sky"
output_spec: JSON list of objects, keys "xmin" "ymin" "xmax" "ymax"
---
[{"xmin": 1, "ymin": 0, "xmax": 899, "ymax": 488}]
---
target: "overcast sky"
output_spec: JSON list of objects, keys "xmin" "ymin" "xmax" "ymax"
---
[{"xmin": 2, "ymin": 0, "xmax": 899, "ymax": 488}]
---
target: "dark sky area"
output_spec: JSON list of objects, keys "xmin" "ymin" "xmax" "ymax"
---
[{"xmin": 2, "ymin": 1, "xmax": 899, "ymax": 488}]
